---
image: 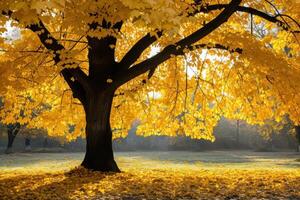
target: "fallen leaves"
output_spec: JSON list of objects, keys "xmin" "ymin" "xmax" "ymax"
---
[{"xmin": 0, "ymin": 167, "xmax": 299, "ymax": 200}]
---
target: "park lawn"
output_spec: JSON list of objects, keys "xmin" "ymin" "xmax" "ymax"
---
[{"xmin": 0, "ymin": 151, "xmax": 299, "ymax": 200}]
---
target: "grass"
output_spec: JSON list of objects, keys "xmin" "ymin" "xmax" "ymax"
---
[{"xmin": 0, "ymin": 151, "xmax": 299, "ymax": 199}]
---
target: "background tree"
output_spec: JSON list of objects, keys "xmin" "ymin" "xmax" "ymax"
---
[
  {"xmin": 0, "ymin": 0, "xmax": 299, "ymax": 171},
  {"xmin": 5, "ymin": 123, "xmax": 20, "ymax": 153},
  {"xmin": 294, "ymin": 126, "xmax": 300, "ymax": 152}
]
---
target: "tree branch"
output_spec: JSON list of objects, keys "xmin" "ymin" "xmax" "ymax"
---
[
  {"xmin": 2, "ymin": 10, "xmax": 90, "ymax": 101},
  {"xmin": 113, "ymin": 0, "xmax": 242, "ymax": 87},
  {"xmin": 27, "ymin": 21, "xmax": 90, "ymax": 100},
  {"xmin": 27, "ymin": 21, "xmax": 65, "ymax": 63},
  {"xmin": 191, "ymin": 4, "xmax": 298, "ymax": 32},
  {"xmin": 61, "ymin": 68, "xmax": 87, "ymax": 104},
  {"xmin": 119, "ymin": 31, "xmax": 163, "ymax": 68},
  {"xmin": 175, "ymin": 43, "xmax": 243, "ymax": 55},
  {"xmin": 1, "ymin": 10, "xmax": 64, "ymax": 63},
  {"xmin": 147, "ymin": 43, "xmax": 242, "ymax": 81},
  {"xmin": 68, "ymin": 67, "xmax": 90, "ymax": 92}
]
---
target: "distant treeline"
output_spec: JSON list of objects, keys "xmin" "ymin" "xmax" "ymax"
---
[
  {"xmin": 0, "ymin": 118, "xmax": 298, "ymax": 153},
  {"xmin": 114, "ymin": 118, "xmax": 298, "ymax": 152}
]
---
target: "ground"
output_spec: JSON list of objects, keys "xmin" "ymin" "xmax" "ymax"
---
[{"xmin": 0, "ymin": 151, "xmax": 299, "ymax": 200}]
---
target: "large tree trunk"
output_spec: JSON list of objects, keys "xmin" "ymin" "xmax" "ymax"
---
[
  {"xmin": 5, "ymin": 124, "xmax": 20, "ymax": 154},
  {"xmin": 61, "ymin": 33, "xmax": 122, "ymax": 172},
  {"xmin": 81, "ymin": 89, "xmax": 120, "ymax": 172}
]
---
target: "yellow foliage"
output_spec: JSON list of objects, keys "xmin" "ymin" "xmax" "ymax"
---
[{"xmin": 0, "ymin": 0, "xmax": 299, "ymax": 141}]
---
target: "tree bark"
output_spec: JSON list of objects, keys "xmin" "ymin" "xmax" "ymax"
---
[{"xmin": 81, "ymin": 88, "xmax": 120, "ymax": 172}]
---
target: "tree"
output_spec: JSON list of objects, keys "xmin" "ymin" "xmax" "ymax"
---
[
  {"xmin": 0, "ymin": 0, "xmax": 299, "ymax": 171},
  {"xmin": 1, "ymin": 95, "xmax": 24, "ymax": 154},
  {"xmin": 294, "ymin": 126, "xmax": 300, "ymax": 152},
  {"xmin": 5, "ymin": 123, "xmax": 20, "ymax": 154},
  {"xmin": 236, "ymin": 120, "xmax": 240, "ymax": 147}
]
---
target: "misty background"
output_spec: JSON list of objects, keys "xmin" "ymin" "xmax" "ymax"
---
[{"xmin": 0, "ymin": 118, "xmax": 299, "ymax": 153}]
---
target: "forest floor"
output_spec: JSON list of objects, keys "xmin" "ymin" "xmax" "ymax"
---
[{"xmin": 0, "ymin": 151, "xmax": 299, "ymax": 200}]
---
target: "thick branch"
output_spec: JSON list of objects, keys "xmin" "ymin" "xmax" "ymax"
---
[
  {"xmin": 68, "ymin": 67, "xmax": 90, "ymax": 92},
  {"xmin": 2, "ymin": 10, "xmax": 64, "ymax": 63},
  {"xmin": 1, "ymin": 10, "xmax": 89, "ymax": 102},
  {"xmin": 113, "ymin": 0, "xmax": 242, "ymax": 87},
  {"xmin": 28, "ymin": 21, "xmax": 90, "ymax": 98},
  {"xmin": 27, "ymin": 21, "xmax": 64, "ymax": 63},
  {"xmin": 119, "ymin": 31, "xmax": 163, "ymax": 68},
  {"xmin": 61, "ymin": 68, "xmax": 87, "ymax": 104}
]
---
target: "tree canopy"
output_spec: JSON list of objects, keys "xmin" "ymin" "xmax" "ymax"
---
[{"xmin": 0, "ymin": 0, "xmax": 299, "ymax": 141}]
